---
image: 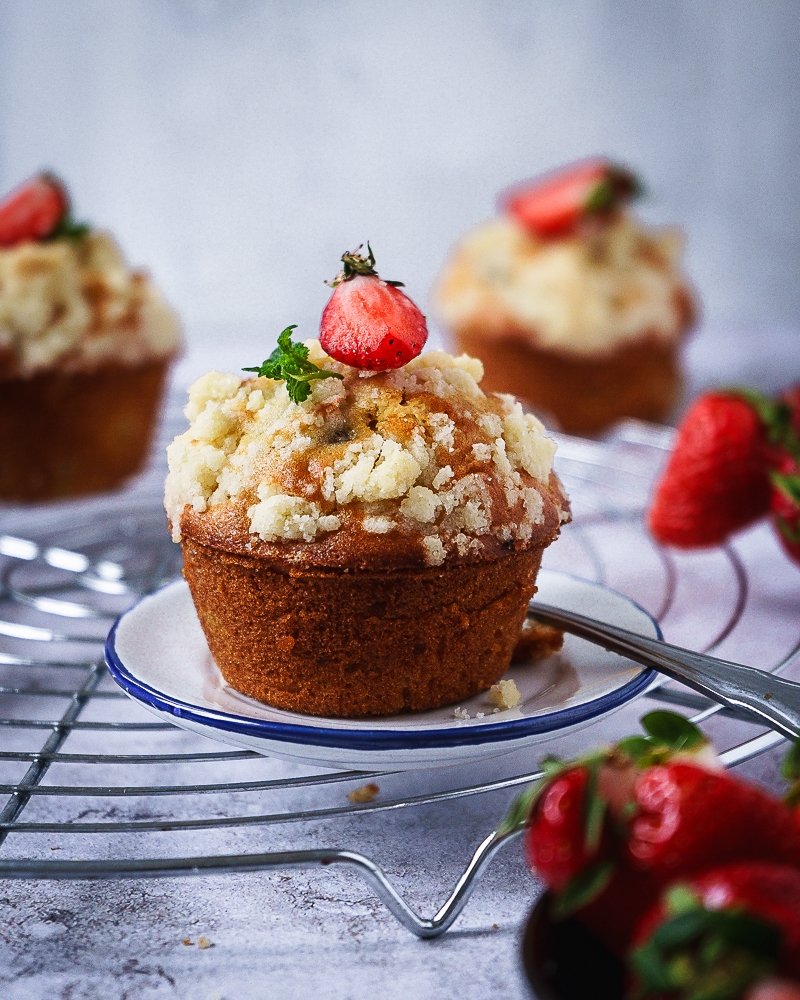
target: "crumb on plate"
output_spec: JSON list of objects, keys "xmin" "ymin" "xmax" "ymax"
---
[
  {"xmin": 488, "ymin": 678, "xmax": 521, "ymax": 710},
  {"xmin": 511, "ymin": 620, "xmax": 564, "ymax": 663}
]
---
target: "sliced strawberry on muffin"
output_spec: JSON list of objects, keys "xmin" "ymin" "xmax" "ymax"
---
[
  {"xmin": 500, "ymin": 158, "xmax": 642, "ymax": 239},
  {"xmin": 320, "ymin": 244, "xmax": 428, "ymax": 371},
  {"xmin": 0, "ymin": 173, "xmax": 69, "ymax": 247}
]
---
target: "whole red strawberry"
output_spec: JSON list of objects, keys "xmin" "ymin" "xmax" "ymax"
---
[
  {"xmin": 521, "ymin": 759, "xmax": 660, "ymax": 954},
  {"xmin": 514, "ymin": 713, "xmax": 713, "ymax": 953},
  {"xmin": 648, "ymin": 392, "xmax": 772, "ymax": 548},
  {"xmin": 625, "ymin": 760, "xmax": 800, "ymax": 877},
  {"xmin": 0, "ymin": 173, "xmax": 68, "ymax": 247},
  {"xmin": 629, "ymin": 863, "xmax": 800, "ymax": 999},
  {"xmin": 319, "ymin": 245, "xmax": 428, "ymax": 371},
  {"xmin": 524, "ymin": 765, "xmax": 605, "ymax": 892},
  {"xmin": 499, "ymin": 158, "xmax": 641, "ymax": 239}
]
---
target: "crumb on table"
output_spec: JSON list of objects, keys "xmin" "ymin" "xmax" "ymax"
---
[{"xmin": 347, "ymin": 782, "xmax": 380, "ymax": 804}]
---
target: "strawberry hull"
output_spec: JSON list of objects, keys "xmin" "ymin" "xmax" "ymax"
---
[{"xmin": 630, "ymin": 863, "xmax": 800, "ymax": 996}]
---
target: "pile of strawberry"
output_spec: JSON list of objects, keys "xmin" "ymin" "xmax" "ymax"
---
[
  {"xmin": 506, "ymin": 711, "xmax": 800, "ymax": 999},
  {"xmin": 648, "ymin": 387, "xmax": 800, "ymax": 566}
]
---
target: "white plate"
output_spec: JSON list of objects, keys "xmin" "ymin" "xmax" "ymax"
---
[{"xmin": 105, "ymin": 570, "xmax": 659, "ymax": 770}]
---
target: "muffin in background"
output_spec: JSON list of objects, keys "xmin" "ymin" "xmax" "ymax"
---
[
  {"xmin": 0, "ymin": 174, "xmax": 182, "ymax": 501},
  {"xmin": 433, "ymin": 159, "xmax": 697, "ymax": 436}
]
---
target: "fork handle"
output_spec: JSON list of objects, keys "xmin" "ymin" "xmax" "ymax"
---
[{"xmin": 530, "ymin": 602, "xmax": 800, "ymax": 740}]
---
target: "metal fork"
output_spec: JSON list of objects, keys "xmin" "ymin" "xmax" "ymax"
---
[{"xmin": 529, "ymin": 602, "xmax": 800, "ymax": 740}]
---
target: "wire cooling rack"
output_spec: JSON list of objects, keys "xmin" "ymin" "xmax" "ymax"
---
[{"xmin": 0, "ymin": 400, "xmax": 797, "ymax": 938}]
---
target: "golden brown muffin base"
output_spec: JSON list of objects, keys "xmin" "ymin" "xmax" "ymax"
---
[
  {"xmin": 0, "ymin": 358, "xmax": 172, "ymax": 501},
  {"xmin": 453, "ymin": 330, "xmax": 683, "ymax": 436},
  {"xmin": 181, "ymin": 533, "xmax": 545, "ymax": 718}
]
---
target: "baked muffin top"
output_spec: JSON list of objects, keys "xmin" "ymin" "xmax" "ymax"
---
[
  {"xmin": 0, "ymin": 231, "xmax": 182, "ymax": 379},
  {"xmin": 165, "ymin": 342, "xmax": 570, "ymax": 571},
  {"xmin": 433, "ymin": 213, "xmax": 694, "ymax": 356}
]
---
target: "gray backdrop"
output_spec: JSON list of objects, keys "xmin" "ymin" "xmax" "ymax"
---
[{"xmin": 1, "ymin": 0, "xmax": 798, "ymax": 391}]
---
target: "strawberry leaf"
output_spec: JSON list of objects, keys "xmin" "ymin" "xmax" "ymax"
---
[
  {"xmin": 494, "ymin": 777, "xmax": 547, "ymax": 836},
  {"xmin": 616, "ymin": 734, "xmax": 657, "ymax": 765},
  {"xmin": 630, "ymin": 898, "xmax": 780, "ymax": 1000},
  {"xmin": 552, "ymin": 860, "xmax": 615, "ymax": 919},
  {"xmin": 640, "ymin": 711, "xmax": 707, "ymax": 753},
  {"xmin": 781, "ymin": 740, "xmax": 800, "ymax": 807},
  {"xmin": 243, "ymin": 326, "xmax": 344, "ymax": 404},
  {"xmin": 327, "ymin": 243, "xmax": 404, "ymax": 289},
  {"xmin": 48, "ymin": 212, "xmax": 90, "ymax": 242},
  {"xmin": 775, "ymin": 513, "xmax": 800, "ymax": 544},
  {"xmin": 781, "ymin": 739, "xmax": 800, "ymax": 781},
  {"xmin": 771, "ymin": 471, "xmax": 800, "ymax": 506},
  {"xmin": 583, "ymin": 761, "xmax": 607, "ymax": 855},
  {"xmin": 734, "ymin": 387, "xmax": 800, "ymax": 457}
]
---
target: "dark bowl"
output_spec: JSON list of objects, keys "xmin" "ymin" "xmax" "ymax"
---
[{"xmin": 521, "ymin": 893, "xmax": 625, "ymax": 1000}]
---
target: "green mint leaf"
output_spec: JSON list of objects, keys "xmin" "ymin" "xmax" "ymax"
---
[
  {"xmin": 640, "ymin": 711, "xmax": 707, "ymax": 753},
  {"xmin": 243, "ymin": 325, "xmax": 344, "ymax": 404},
  {"xmin": 552, "ymin": 860, "xmax": 615, "ymax": 920}
]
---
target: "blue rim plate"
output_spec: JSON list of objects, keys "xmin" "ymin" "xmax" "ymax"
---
[{"xmin": 105, "ymin": 569, "xmax": 660, "ymax": 769}]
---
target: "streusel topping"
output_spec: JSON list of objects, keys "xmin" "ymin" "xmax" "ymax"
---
[
  {"xmin": 165, "ymin": 343, "xmax": 568, "ymax": 566},
  {"xmin": 433, "ymin": 213, "xmax": 691, "ymax": 355},
  {"xmin": 0, "ymin": 232, "xmax": 181, "ymax": 377}
]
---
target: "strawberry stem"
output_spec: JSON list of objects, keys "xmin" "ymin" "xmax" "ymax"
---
[{"xmin": 326, "ymin": 244, "xmax": 405, "ymax": 289}]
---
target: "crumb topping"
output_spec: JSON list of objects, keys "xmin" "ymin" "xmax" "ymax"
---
[
  {"xmin": 165, "ymin": 342, "xmax": 566, "ymax": 565},
  {"xmin": 0, "ymin": 232, "xmax": 181, "ymax": 377},
  {"xmin": 433, "ymin": 214, "xmax": 692, "ymax": 354}
]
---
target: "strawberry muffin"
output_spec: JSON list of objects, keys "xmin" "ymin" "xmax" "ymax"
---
[
  {"xmin": 433, "ymin": 160, "xmax": 697, "ymax": 435},
  {"xmin": 164, "ymin": 249, "xmax": 570, "ymax": 718},
  {"xmin": 0, "ymin": 174, "xmax": 182, "ymax": 500}
]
